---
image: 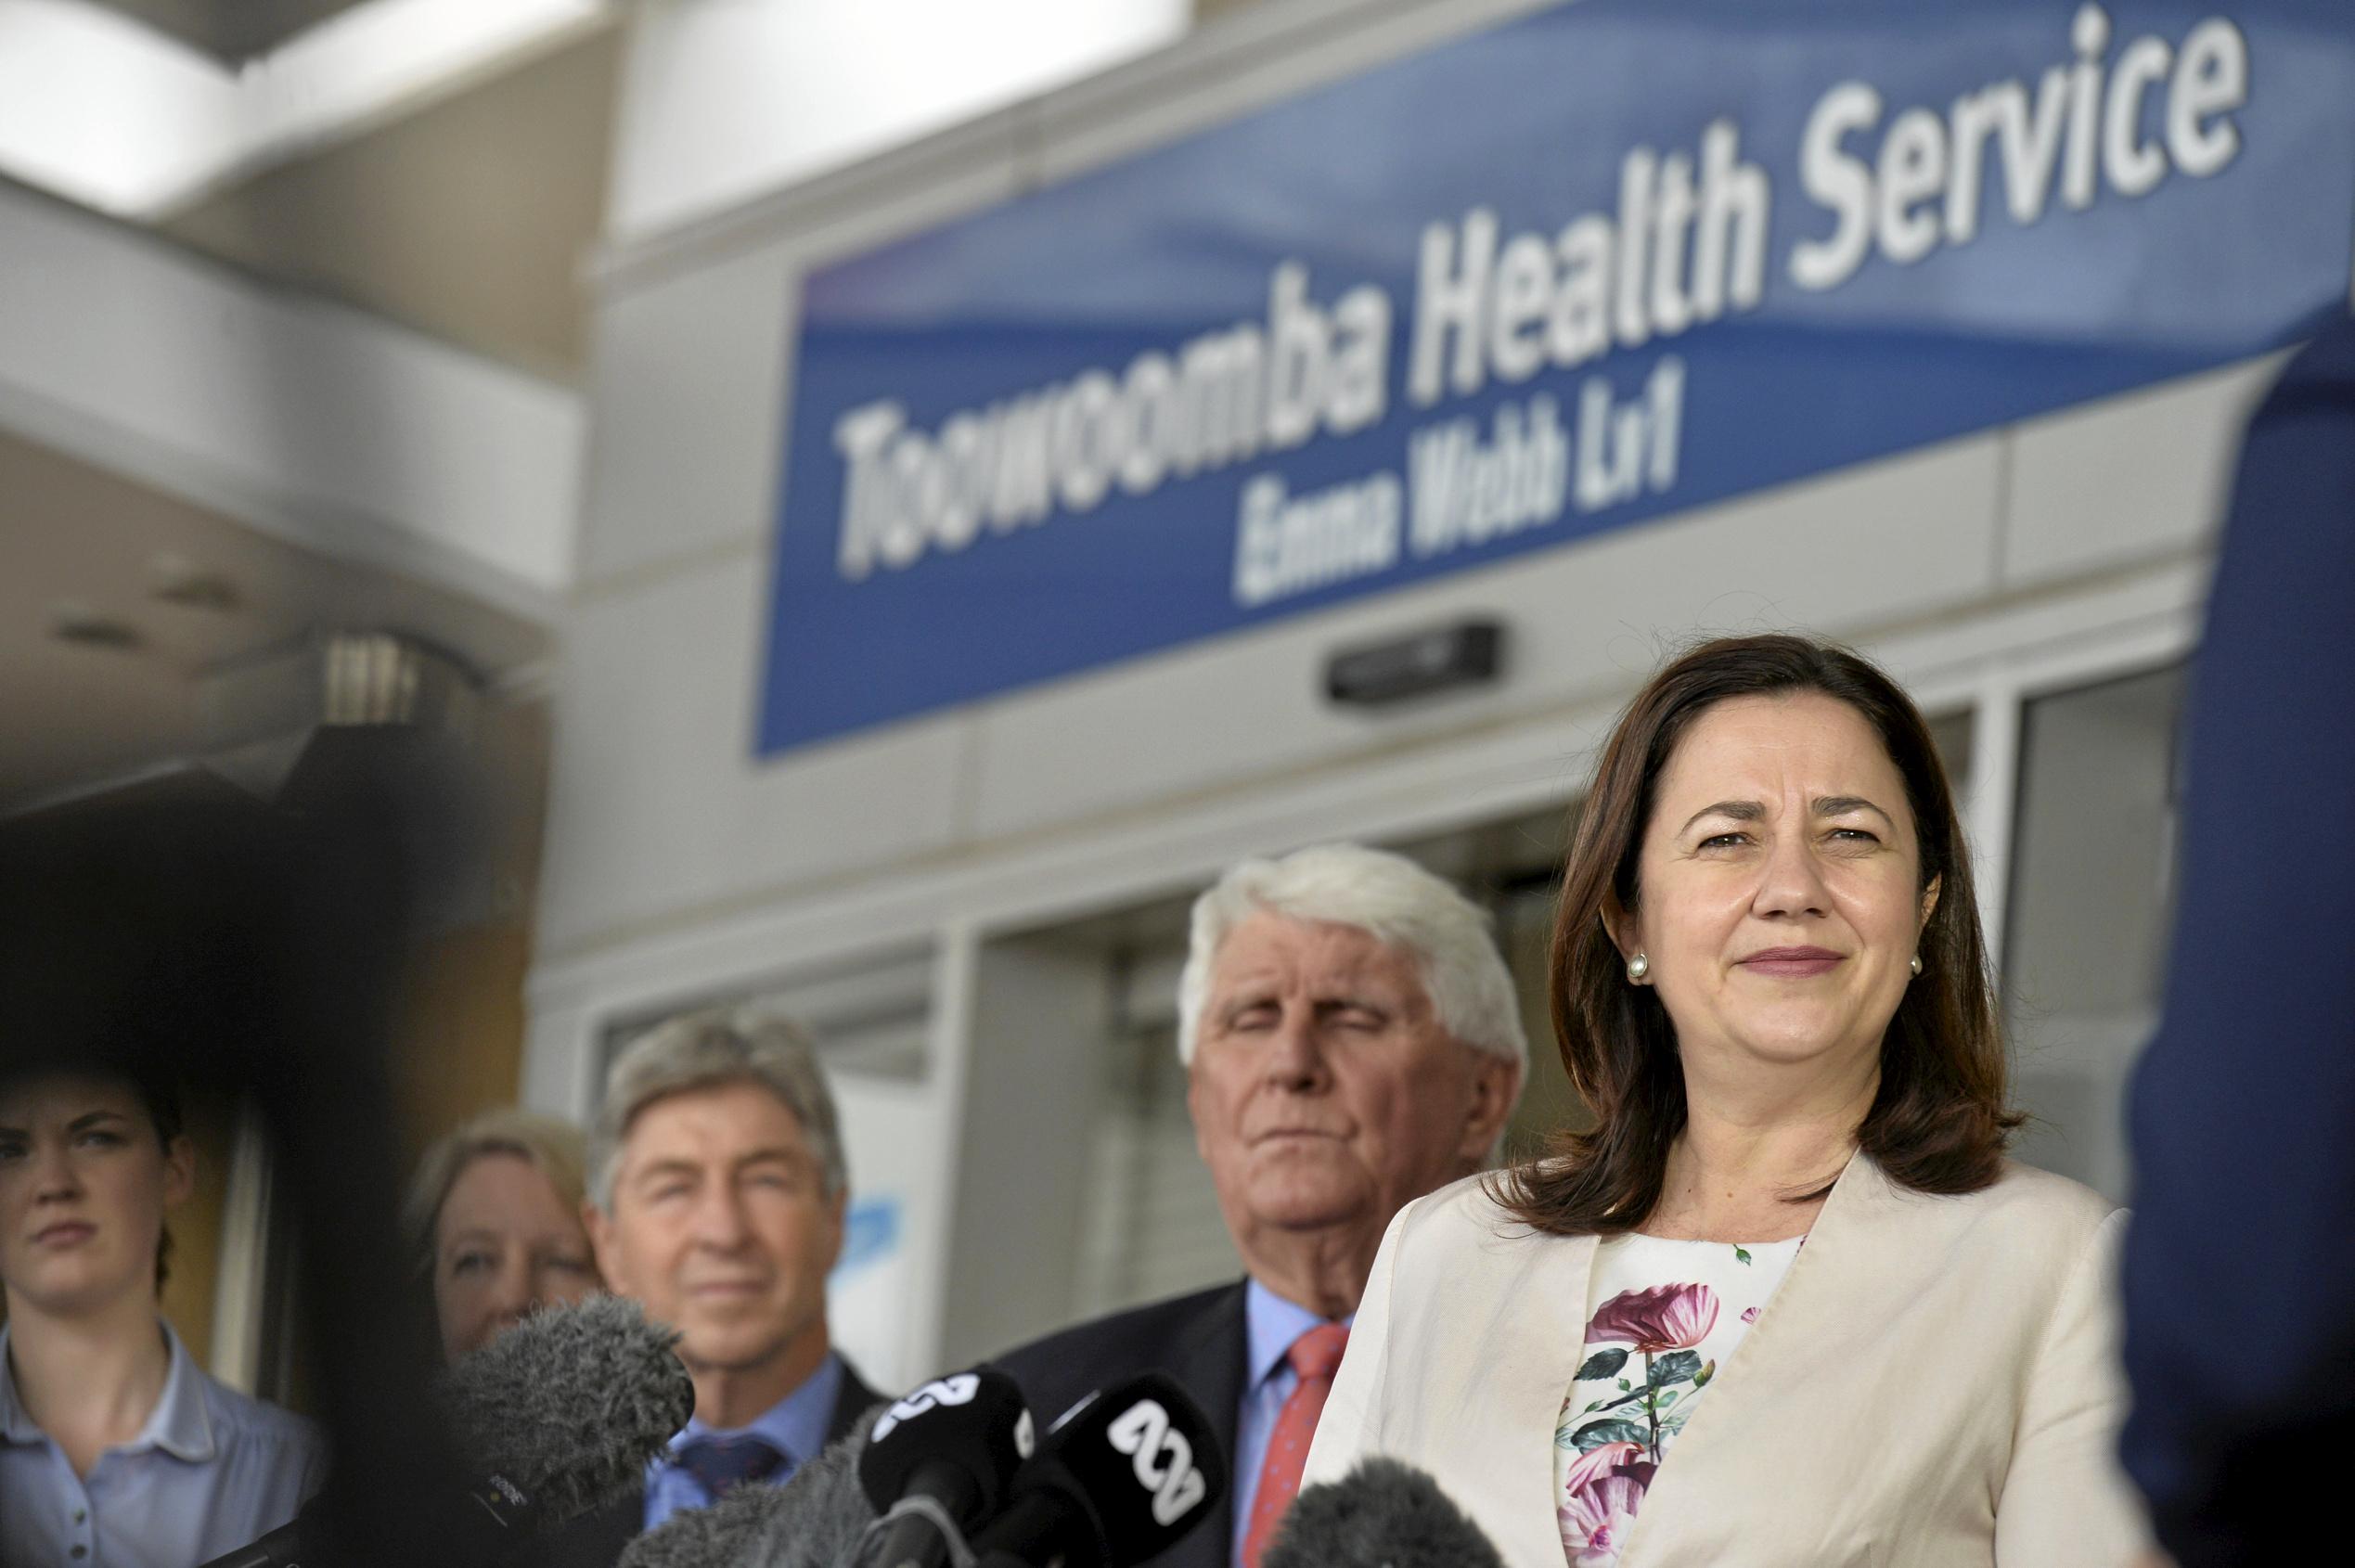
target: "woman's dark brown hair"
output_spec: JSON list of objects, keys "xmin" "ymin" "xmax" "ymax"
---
[
  {"xmin": 137, "ymin": 1080, "xmax": 185, "ymax": 1292},
  {"xmin": 1499, "ymin": 633, "xmax": 2020, "ymax": 1235}
]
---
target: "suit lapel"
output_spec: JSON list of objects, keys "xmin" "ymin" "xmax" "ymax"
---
[
  {"xmin": 1464, "ymin": 1227, "xmax": 1598, "ymax": 1568},
  {"xmin": 1612, "ymin": 1152, "xmax": 1896, "ymax": 1568},
  {"xmin": 827, "ymin": 1359, "xmax": 885, "ymax": 1446},
  {"xmin": 1326, "ymin": 1219, "xmax": 1594, "ymax": 1568},
  {"xmin": 1162, "ymin": 1283, "xmax": 1248, "ymax": 1568}
]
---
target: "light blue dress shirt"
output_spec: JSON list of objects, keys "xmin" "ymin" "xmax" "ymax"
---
[
  {"xmin": 642, "ymin": 1351, "xmax": 844, "ymax": 1533},
  {"xmin": 0, "ymin": 1320, "xmax": 326, "ymax": 1568},
  {"xmin": 1230, "ymin": 1279, "xmax": 1352, "ymax": 1565}
]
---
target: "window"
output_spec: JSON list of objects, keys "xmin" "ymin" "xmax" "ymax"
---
[{"xmin": 2001, "ymin": 665, "xmax": 2187, "ymax": 1201}]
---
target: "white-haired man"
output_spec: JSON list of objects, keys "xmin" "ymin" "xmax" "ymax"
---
[{"xmin": 994, "ymin": 843, "xmax": 1525, "ymax": 1568}]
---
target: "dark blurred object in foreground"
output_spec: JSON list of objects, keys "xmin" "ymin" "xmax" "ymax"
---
[
  {"xmin": 0, "ymin": 739, "xmax": 483, "ymax": 1567},
  {"xmin": 2119, "ymin": 316, "xmax": 2355, "ymax": 1565},
  {"xmin": 201, "ymin": 1296, "xmax": 694, "ymax": 1567}
]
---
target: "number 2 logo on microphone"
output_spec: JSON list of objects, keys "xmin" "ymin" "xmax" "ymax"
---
[
  {"xmin": 1108, "ymin": 1398, "xmax": 1207, "ymax": 1526},
  {"xmin": 870, "ymin": 1373, "xmax": 981, "ymax": 1441}
]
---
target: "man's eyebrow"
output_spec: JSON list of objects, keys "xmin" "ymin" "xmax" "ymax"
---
[
  {"xmin": 1679, "ymin": 800, "xmax": 1765, "ymax": 834},
  {"xmin": 1814, "ymin": 795, "xmax": 1895, "ymax": 826},
  {"xmin": 630, "ymin": 1157, "xmax": 702, "ymax": 1185}
]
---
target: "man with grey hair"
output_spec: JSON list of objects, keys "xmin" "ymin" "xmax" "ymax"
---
[
  {"xmin": 544, "ymin": 1009, "xmax": 881, "ymax": 1567},
  {"xmin": 994, "ymin": 842, "xmax": 1525, "ymax": 1568}
]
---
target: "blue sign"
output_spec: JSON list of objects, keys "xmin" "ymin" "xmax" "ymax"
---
[
  {"xmin": 759, "ymin": 0, "xmax": 2355, "ymax": 755},
  {"xmin": 832, "ymin": 1195, "xmax": 901, "ymax": 1278}
]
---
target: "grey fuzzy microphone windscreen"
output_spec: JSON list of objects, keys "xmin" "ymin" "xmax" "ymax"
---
[
  {"xmin": 614, "ymin": 1477, "xmax": 791, "ymax": 1568},
  {"xmin": 618, "ymin": 1403, "xmax": 886, "ymax": 1568},
  {"xmin": 437, "ymin": 1295, "xmax": 697, "ymax": 1529},
  {"xmin": 1261, "ymin": 1457, "xmax": 1507, "ymax": 1568}
]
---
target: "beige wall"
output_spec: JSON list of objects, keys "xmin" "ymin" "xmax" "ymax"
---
[{"xmin": 161, "ymin": 32, "xmax": 623, "ymax": 380}]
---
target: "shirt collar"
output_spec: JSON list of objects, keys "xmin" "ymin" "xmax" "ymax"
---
[
  {"xmin": 667, "ymin": 1350, "xmax": 843, "ymax": 1468},
  {"xmin": 0, "ymin": 1319, "xmax": 213, "ymax": 1461},
  {"xmin": 141, "ymin": 1321, "xmax": 214, "ymax": 1461},
  {"xmin": 1242, "ymin": 1278, "xmax": 1353, "ymax": 1393}
]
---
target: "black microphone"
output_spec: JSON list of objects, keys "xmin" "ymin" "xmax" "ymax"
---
[
  {"xmin": 852, "ymin": 1368, "xmax": 1036, "ymax": 1568},
  {"xmin": 619, "ymin": 1405, "xmax": 894, "ymax": 1568},
  {"xmin": 1259, "ymin": 1458, "xmax": 1506, "ymax": 1568},
  {"xmin": 964, "ymin": 1372, "xmax": 1228, "ymax": 1568},
  {"xmin": 198, "ymin": 1296, "xmax": 695, "ymax": 1567}
]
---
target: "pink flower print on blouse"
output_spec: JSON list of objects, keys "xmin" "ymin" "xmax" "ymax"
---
[
  {"xmin": 1560, "ymin": 1472, "xmax": 1648, "ymax": 1568},
  {"xmin": 1741, "ymin": 1305, "xmax": 1761, "ymax": 1324},
  {"xmin": 1559, "ymin": 1441, "xmax": 1652, "ymax": 1498},
  {"xmin": 1585, "ymin": 1281, "xmax": 1719, "ymax": 1353}
]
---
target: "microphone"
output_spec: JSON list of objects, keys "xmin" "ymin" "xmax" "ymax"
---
[
  {"xmin": 611, "ymin": 1485, "xmax": 780, "ymax": 1568},
  {"xmin": 963, "ymin": 1372, "xmax": 1228, "ymax": 1568},
  {"xmin": 618, "ymin": 1407, "xmax": 885, "ymax": 1568},
  {"xmin": 1259, "ymin": 1458, "xmax": 1505, "ymax": 1568},
  {"xmin": 436, "ymin": 1293, "xmax": 697, "ymax": 1529},
  {"xmin": 198, "ymin": 1296, "xmax": 694, "ymax": 1567},
  {"xmin": 853, "ymin": 1369, "xmax": 1036, "ymax": 1568}
]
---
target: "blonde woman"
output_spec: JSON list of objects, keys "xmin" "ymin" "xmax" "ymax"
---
[{"xmin": 405, "ymin": 1109, "xmax": 603, "ymax": 1363}]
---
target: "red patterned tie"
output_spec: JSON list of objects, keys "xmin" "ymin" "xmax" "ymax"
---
[{"xmin": 1239, "ymin": 1322, "xmax": 1350, "ymax": 1568}]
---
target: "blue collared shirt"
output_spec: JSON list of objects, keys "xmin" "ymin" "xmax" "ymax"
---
[
  {"xmin": 0, "ymin": 1320, "xmax": 326, "ymax": 1568},
  {"xmin": 642, "ymin": 1351, "xmax": 844, "ymax": 1533},
  {"xmin": 1231, "ymin": 1279, "xmax": 1352, "ymax": 1564}
]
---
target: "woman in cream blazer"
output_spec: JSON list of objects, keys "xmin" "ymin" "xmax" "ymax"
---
[
  {"xmin": 1301, "ymin": 636, "xmax": 2149, "ymax": 1567},
  {"xmin": 1304, "ymin": 1154, "xmax": 2138, "ymax": 1567}
]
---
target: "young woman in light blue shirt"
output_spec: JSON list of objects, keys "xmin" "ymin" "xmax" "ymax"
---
[{"xmin": 0, "ymin": 1072, "xmax": 326, "ymax": 1568}]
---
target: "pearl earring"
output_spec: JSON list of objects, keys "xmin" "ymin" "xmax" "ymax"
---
[
  {"xmin": 1627, "ymin": 953, "xmax": 1650, "ymax": 983},
  {"xmin": 1909, "ymin": 954, "xmax": 1924, "ymax": 977}
]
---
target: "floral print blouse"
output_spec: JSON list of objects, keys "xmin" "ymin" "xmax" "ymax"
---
[{"xmin": 1554, "ymin": 1233, "xmax": 1803, "ymax": 1567}]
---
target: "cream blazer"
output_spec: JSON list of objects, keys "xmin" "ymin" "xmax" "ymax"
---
[{"xmin": 1301, "ymin": 1154, "xmax": 2149, "ymax": 1568}]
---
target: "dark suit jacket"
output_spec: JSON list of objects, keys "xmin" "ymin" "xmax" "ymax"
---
[
  {"xmin": 2119, "ymin": 316, "xmax": 2355, "ymax": 1565},
  {"xmin": 991, "ymin": 1282, "xmax": 1247, "ymax": 1568},
  {"xmin": 535, "ymin": 1356, "xmax": 882, "ymax": 1568}
]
